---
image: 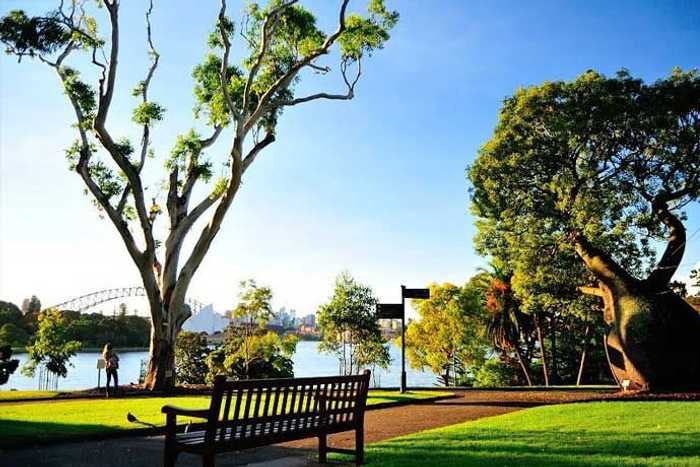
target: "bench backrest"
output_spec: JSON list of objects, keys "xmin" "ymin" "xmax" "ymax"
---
[{"xmin": 204, "ymin": 370, "xmax": 371, "ymax": 443}]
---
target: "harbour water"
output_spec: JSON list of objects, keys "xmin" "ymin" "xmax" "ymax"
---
[{"xmin": 3, "ymin": 341, "xmax": 439, "ymax": 391}]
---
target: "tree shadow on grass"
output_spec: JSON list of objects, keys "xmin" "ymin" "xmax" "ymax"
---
[
  {"xmin": 0, "ymin": 419, "xmax": 125, "ymax": 447},
  {"xmin": 0, "ymin": 428, "xmax": 322, "ymax": 467},
  {"xmin": 365, "ymin": 429, "xmax": 700, "ymax": 466}
]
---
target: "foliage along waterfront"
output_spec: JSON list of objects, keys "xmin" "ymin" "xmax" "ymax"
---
[
  {"xmin": 0, "ymin": 299, "xmax": 150, "ymax": 350},
  {"xmin": 3, "ymin": 341, "xmax": 437, "ymax": 391}
]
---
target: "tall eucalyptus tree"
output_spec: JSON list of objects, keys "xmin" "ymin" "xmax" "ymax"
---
[{"xmin": 0, "ymin": 0, "xmax": 398, "ymax": 390}]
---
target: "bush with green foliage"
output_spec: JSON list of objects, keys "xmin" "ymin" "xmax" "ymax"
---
[
  {"xmin": 207, "ymin": 280, "xmax": 298, "ymax": 381},
  {"xmin": 473, "ymin": 358, "xmax": 515, "ymax": 388},
  {"xmin": 174, "ymin": 331, "xmax": 210, "ymax": 385},
  {"xmin": 207, "ymin": 329, "xmax": 297, "ymax": 382}
]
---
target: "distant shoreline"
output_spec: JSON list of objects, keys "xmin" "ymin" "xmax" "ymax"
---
[{"xmin": 11, "ymin": 347, "xmax": 149, "ymax": 355}]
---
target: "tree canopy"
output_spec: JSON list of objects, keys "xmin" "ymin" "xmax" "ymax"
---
[
  {"xmin": 317, "ymin": 272, "xmax": 390, "ymax": 376},
  {"xmin": 403, "ymin": 282, "xmax": 487, "ymax": 386},
  {"xmin": 470, "ymin": 69, "xmax": 700, "ymax": 292},
  {"xmin": 21, "ymin": 309, "xmax": 81, "ymax": 380}
]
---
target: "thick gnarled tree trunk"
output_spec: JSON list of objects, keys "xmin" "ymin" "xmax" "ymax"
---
[
  {"xmin": 596, "ymin": 279, "xmax": 700, "ymax": 390},
  {"xmin": 575, "ymin": 203, "xmax": 700, "ymax": 390}
]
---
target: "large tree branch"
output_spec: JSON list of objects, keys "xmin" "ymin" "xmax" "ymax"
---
[
  {"xmin": 239, "ymin": 0, "xmax": 300, "ymax": 130},
  {"xmin": 242, "ymin": 131, "xmax": 276, "ymax": 173},
  {"xmin": 137, "ymin": 0, "xmax": 160, "ymax": 167},
  {"xmin": 243, "ymin": 0, "xmax": 351, "ymax": 133},
  {"xmin": 170, "ymin": 142, "xmax": 245, "ymax": 315},
  {"xmin": 572, "ymin": 231, "xmax": 637, "ymax": 287},
  {"xmin": 168, "ymin": 131, "xmax": 274, "ymax": 317},
  {"xmin": 91, "ymin": 1, "xmax": 155, "ymax": 255},
  {"xmin": 118, "ymin": 0, "xmax": 160, "ymax": 217},
  {"xmin": 646, "ymin": 199, "xmax": 686, "ymax": 288},
  {"xmin": 166, "ymin": 166, "xmax": 179, "ymax": 225},
  {"xmin": 200, "ymin": 126, "xmax": 223, "ymax": 149},
  {"xmin": 579, "ymin": 286, "xmax": 605, "ymax": 297},
  {"xmin": 53, "ymin": 64, "xmax": 145, "ymax": 268},
  {"xmin": 36, "ymin": 19, "xmax": 149, "ymax": 277},
  {"xmin": 163, "ymin": 127, "xmax": 231, "ymax": 285},
  {"xmin": 166, "ymin": 126, "xmax": 222, "ymax": 230},
  {"xmin": 95, "ymin": 1, "xmax": 118, "ymax": 124},
  {"xmin": 279, "ymin": 90, "xmax": 353, "ymax": 107},
  {"xmin": 279, "ymin": 57, "xmax": 361, "ymax": 107},
  {"xmin": 217, "ymin": 0, "xmax": 238, "ymax": 120},
  {"xmin": 579, "ymin": 282, "xmax": 615, "ymax": 324}
]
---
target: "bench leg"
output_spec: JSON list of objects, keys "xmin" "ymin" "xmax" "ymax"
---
[
  {"xmin": 202, "ymin": 453, "xmax": 215, "ymax": 467},
  {"xmin": 319, "ymin": 433, "xmax": 328, "ymax": 463},
  {"xmin": 355, "ymin": 427, "xmax": 364, "ymax": 465},
  {"xmin": 163, "ymin": 448, "xmax": 178, "ymax": 467}
]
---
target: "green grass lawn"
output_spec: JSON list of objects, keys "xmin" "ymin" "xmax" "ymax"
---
[
  {"xmin": 362, "ymin": 401, "xmax": 700, "ymax": 466},
  {"xmin": 0, "ymin": 390, "xmax": 448, "ymax": 444}
]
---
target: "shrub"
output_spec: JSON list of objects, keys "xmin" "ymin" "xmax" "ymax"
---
[
  {"xmin": 174, "ymin": 331, "xmax": 210, "ymax": 385},
  {"xmin": 473, "ymin": 358, "xmax": 514, "ymax": 388},
  {"xmin": 206, "ymin": 329, "xmax": 297, "ymax": 382}
]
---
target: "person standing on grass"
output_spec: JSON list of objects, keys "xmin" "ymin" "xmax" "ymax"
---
[{"xmin": 102, "ymin": 343, "xmax": 120, "ymax": 397}]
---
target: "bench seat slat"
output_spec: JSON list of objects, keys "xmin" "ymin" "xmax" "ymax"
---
[{"xmin": 176, "ymin": 418, "xmax": 360, "ymax": 447}]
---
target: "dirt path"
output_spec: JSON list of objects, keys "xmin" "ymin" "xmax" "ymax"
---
[
  {"xmin": 283, "ymin": 394, "xmax": 521, "ymax": 451},
  {"xmin": 0, "ymin": 390, "xmax": 613, "ymax": 467}
]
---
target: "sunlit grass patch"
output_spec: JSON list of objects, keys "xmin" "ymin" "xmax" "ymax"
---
[{"xmin": 364, "ymin": 401, "xmax": 700, "ymax": 466}]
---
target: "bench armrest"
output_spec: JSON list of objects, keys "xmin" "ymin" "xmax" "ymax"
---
[{"xmin": 161, "ymin": 405, "xmax": 210, "ymax": 419}]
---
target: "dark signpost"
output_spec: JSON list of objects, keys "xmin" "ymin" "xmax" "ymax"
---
[
  {"xmin": 377, "ymin": 285, "xmax": 430, "ymax": 393},
  {"xmin": 402, "ymin": 287, "xmax": 430, "ymax": 299},
  {"xmin": 376, "ymin": 303, "xmax": 403, "ymax": 319}
]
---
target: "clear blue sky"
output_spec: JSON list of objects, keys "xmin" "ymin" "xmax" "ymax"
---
[{"xmin": 1, "ymin": 0, "xmax": 699, "ymax": 316}]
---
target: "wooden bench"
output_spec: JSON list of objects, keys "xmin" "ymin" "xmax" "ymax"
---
[{"xmin": 161, "ymin": 370, "xmax": 371, "ymax": 467}]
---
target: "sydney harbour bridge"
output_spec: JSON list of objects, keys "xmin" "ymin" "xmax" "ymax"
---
[{"xmin": 43, "ymin": 287, "xmax": 207, "ymax": 316}]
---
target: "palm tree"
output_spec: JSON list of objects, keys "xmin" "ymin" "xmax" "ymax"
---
[{"xmin": 480, "ymin": 265, "xmax": 533, "ymax": 386}]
